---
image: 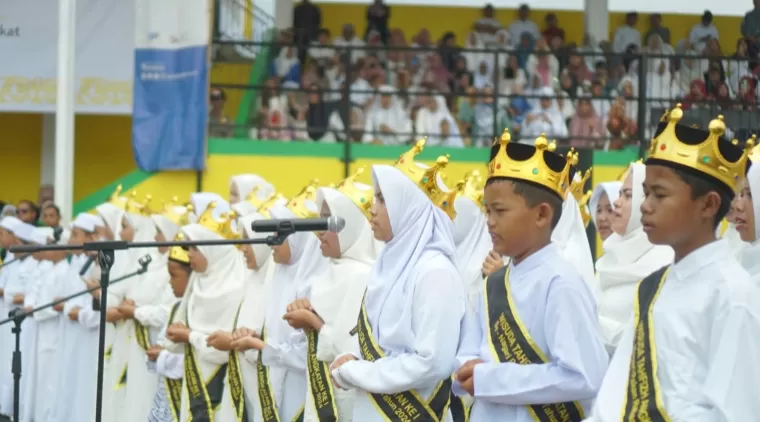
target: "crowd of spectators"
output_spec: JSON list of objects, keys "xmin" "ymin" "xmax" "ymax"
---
[{"xmin": 230, "ymin": 1, "xmax": 760, "ymax": 149}]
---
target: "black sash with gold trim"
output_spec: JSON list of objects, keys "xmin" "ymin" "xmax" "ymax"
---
[
  {"xmin": 449, "ymin": 392, "xmax": 471, "ymax": 422},
  {"xmin": 255, "ymin": 326, "xmax": 305, "ymax": 422},
  {"xmin": 135, "ymin": 320, "xmax": 151, "ymax": 351},
  {"xmin": 227, "ymin": 304, "xmax": 248, "ymax": 422},
  {"xmin": 305, "ymin": 328, "xmax": 339, "ymax": 421},
  {"xmin": 184, "ymin": 310, "xmax": 227, "ymax": 421},
  {"xmin": 164, "ymin": 302, "xmax": 183, "ymax": 422},
  {"xmin": 484, "ymin": 268, "xmax": 585, "ymax": 422},
  {"xmin": 621, "ymin": 266, "xmax": 671, "ymax": 422},
  {"xmin": 357, "ymin": 301, "xmax": 451, "ymax": 422}
]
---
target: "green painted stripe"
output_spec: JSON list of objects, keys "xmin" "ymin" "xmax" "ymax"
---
[
  {"xmin": 233, "ymin": 30, "xmax": 275, "ymax": 138},
  {"xmin": 72, "ymin": 170, "xmax": 153, "ymax": 215},
  {"xmin": 592, "ymin": 148, "xmax": 640, "ymax": 166}
]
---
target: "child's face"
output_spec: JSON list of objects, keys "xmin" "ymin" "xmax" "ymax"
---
[
  {"xmin": 168, "ymin": 260, "xmax": 190, "ymax": 297},
  {"xmin": 611, "ymin": 170, "xmax": 634, "ymax": 235},
  {"xmin": 641, "ymin": 165, "xmax": 721, "ymax": 246},
  {"xmin": 484, "ymin": 180, "xmax": 552, "ymax": 257},
  {"xmin": 595, "ymin": 192, "xmax": 615, "ymax": 240},
  {"xmin": 591, "ymin": 85, "xmax": 603, "ymax": 96},
  {"xmin": 735, "ymin": 180, "xmax": 756, "ymax": 242},
  {"xmin": 119, "ymin": 217, "xmax": 134, "ymax": 242},
  {"xmin": 690, "ymin": 83, "xmax": 703, "ymax": 97},
  {"xmin": 718, "ymin": 84, "xmax": 728, "ymax": 96},
  {"xmin": 440, "ymin": 119, "xmax": 450, "ymax": 134}
]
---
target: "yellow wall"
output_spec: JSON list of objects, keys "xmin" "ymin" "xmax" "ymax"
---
[
  {"xmin": 74, "ymin": 115, "xmax": 135, "ymax": 201},
  {"xmin": 210, "ymin": 62, "xmax": 253, "ymax": 120},
  {"xmin": 0, "ymin": 113, "xmax": 43, "ymax": 203},
  {"xmin": 318, "ymin": 4, "xmax": 742, "ymax": 47}
]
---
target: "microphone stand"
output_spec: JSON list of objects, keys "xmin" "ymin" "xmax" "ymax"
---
[
  {"xmin": 0, "ymin": 259, "xmax": 150, "ymax": 422},
  {"xmin": 8, "ymin": 226, "xmax": 296, "ymax": 422}
]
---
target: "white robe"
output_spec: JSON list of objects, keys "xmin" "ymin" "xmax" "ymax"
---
[
  {"xmin": 552, "ymin": 195, "xmax": 596, "ymax": 290},
  {"xmin": 739, "ymin": 163, "xmax": 760, "ymax": 285},
  {"xmin": 0, "ymin": 252, "xmax": 20, "ymax": 416},
  {"xmin": 452, "ymin": 197, "xmax": 492, "ymax": 309},
  {"xmin": 589, "ymin": 240, "xmax": 760, "ymax": 421}
]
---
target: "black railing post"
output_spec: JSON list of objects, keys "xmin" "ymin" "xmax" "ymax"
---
[{"xmin": 636, "ymin": 53, "xmax": 649, "ymax": 160}]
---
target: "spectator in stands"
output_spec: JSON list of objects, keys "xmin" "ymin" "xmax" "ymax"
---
[
  {"xmin": 273, "ymin": 45, "xmax": 301, "ymax": 83},
  {"xmin": 613, "ymin": 12, "xmax": 641, "ymax": 53},
  {"xmin": 507, "ymin": 4, "xmax": 540, "ymax": 48},
  {"xmin": 293, "ymin": 0, "xmax": 322, "ymax": 62},
  {"xmin": 569, "ymin": 96, "xmax": 604, "ymax": 148},
  {"xmin": 333, "ymin": 24, "xmax": 366, "ymax": 64},
  {"xmin": 555, "ymin": 85, "xmax": 576, "ymax": 124},
  {"xmin": 566, "ymin": 52, "xmax": 594, "ymax": 83},
  {"xmin": 464, "ymin": 85, "xmax": 511, "ymax": 147},
  {"xmin": 365, "ymin": 0, "xmax": 390, "ymax": 45},
  {"xmin": 726, "ymin": 38, "xmax": 755, "ymax": 94},
  {"xmin": 690, "ymin": 11, "xmax": 720, "ymax": 53},
  {"xmin": 681, "ymin": 79, "xmax": 708, "ymax": 109},
  {"xmin": 521, "ymin": 86, "xmax": 568, "ymax": 140},
  {"xmin": 492, "ymin": 30, "xmax": 511, "ymax": 72},
  {"xmin": 590, "ymin": 79, "xmax": 612, "ymax": 118},
  {"xmin": 464, "ymin": 32, "xmax": 488, "ymax": 73},
  {"xmin": 605, "ymin": 100, "xmax": 637, "ymax": 149},
  {"xmin": 16, "ymin": 200, "xmax": 39, "ymax": 225},
  {"xmin": 362, "ymin": 85, "xmax": 411, "ymax": 145},
  {"xmin": 578, "ymin": 34, "xmax": 605, "ymax": 71},
  {"xmin": 38, "ymin": 184, "xmax": 54, "ymax": 208},
  {"xmin": 741, "ymin": 0, "xmax": 760, "ymax": 41},
  {"xmin": 738, "ymin": 76, "xmax": 758, "ymax": 110},
  {"xmin": 542, "ymin": 13, "xmax": 565, "ymax": 43},
  {"xmin": 644, "ymin": 13, "xmax": 671, "ymax": 46},
  {"xmin": 349, "ymin": 62, "xmax": 374, "ymax": 107},
  {"xmin": 309, "ymin": 28, "xmax": 334, "ymax": 66},
  {"xmin": 386, "ymin": 29, "xmax": 412, "ymax": 84},
  {"xmin": 676, "ymin": 52, "xmax": 703, "ymax": 96},
  {"xmin": 305, "ymin": 84, "xmax": 330, "ymax": 141},
  {"xmin": 558, "ymin": 69, "xmax": 580, "ymax": 99},
  {"xmin": 209, "ymin": 88, "xmax": 233, "ymax": 138},
  {"xmin": 41, "ymin": 204, "xmax": 61, "ymax": 228},
  {"xmin": 473, "ymin": 4, "xmax": 503, "ymax": 45},
  {"xmin": 414, "ymin": 95, "xmax": 462, "ymax": 146},
  {"xmin": 527, "ymin": 38, "xmax": 560, "ymax": 88},
  {"xmin": 472, "ymin": 60, "xmax": 494, "ymax": 89},
  {"xmin": 642, "ymin": 34, "xmax": 675, "ymax": 107},
  {"xmin": 617, "ymin": 77, "xmax": 639, "ymax": 122}
]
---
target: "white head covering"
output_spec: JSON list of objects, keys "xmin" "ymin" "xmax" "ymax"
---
[
  {"xmin": 229, "ymin": 174, "xmax": 276, "ymax": 205},
  {"xmin": 13, "ymin": 222, "xmax": 38, "ymax": 244},
  {"xmin": 56, "ymin": 229, "xmax": 71, "ymax": 246},
  {"xmin": 95, "ymin": 202, "xmax": 133, "ymax": 280},
  {"xmin": 551, "ymin": 194, "xmax": 596, "ymax": 288},
  {"xmin": 366, "ymin": 164, "xmax": 458, "ymax": 329},
  {"xmin": 235, "ymin": 212, "xmax": 276, "ymax": 336},
  {"xmin": 739, "ymin": 164, "xmax": 760, "ymax": 274},
  {"xmin": 190, "ymin": 193, "xmax": 229, "ymax": 221},
  {"xmin": 30, "ymin": 227, "xmax": 54, "ymax": 245},
  {"xmin": 589, "ymin": 181, "xmax": 622, "ymax": 227},
  {"xmin": 150, "ymin": 205, "xmax": 187, "ymax": 241},
  {"xmin": 181, "ymin": 220, "xmax": 247, "ymax": 334},
  {"xmin": 0, "ymin": 216, "xmax": 24, "ymax": 234},
  {"xmin": 125, "ymin": 212, "xmax": 168, "ymax": 305},
  {"xmin": 452, "ymin": 196, "xmax": 491, "ymax": 306},
  {"xmin": 72, "ymin": 213, "xmax": 97, "ymax": 233}
]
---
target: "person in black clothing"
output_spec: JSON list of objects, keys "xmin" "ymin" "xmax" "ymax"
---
[
  {"xmin": 365, "ymin": 0, "xmax": 390, "ymax": 45},
  {"xmin": 293, "ymin": 0, "xmax": 322, "ymax": 62}
]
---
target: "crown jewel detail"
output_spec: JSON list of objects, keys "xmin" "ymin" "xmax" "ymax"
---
[
  {"xmin": 197, "ymin": 201, "xmax": 239, "ymax": 240},
  {"xmin": 288, "ymin": 180, "xmax": 319, "ymax": 219},
  {"xmin": 394, "ymin": 138, "xmax": 457, "ymax": 219},
  {"xmin": 456, "ymin": 170, "xmax": 485, "ymax": 213},
  {"xmin": 570, "ymin": 169, "xmax": 592, "ymax": 203},
  {"xmin": 337, "ymin": 167, "xmax": 374, "ymax": 220},
  {"xmin": 168, "ymin": 232, "xmax": 190, "ymax": 264},
  {"xmin": 108, "ymin": 185, "xmax": 152, "ymax": 215},
  {"xmin": 159, "ymin": 196, "xmax": 191, "ymax": 227}
]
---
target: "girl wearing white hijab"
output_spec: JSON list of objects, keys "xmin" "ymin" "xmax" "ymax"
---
[
  {"xmin": 736, "ymin": 162, "xmax": 760, "ymax": 283},
  {"xmin": 551, "ymin": 193, "xmax": 596, "ymax": 289},
  {"xmin": 414, "ymin": 95, "xmax": 464, "ymax": 147},
  {"xmin": 596, "ymin": 163, "xmax": 674, "ymax": 353},
  {"xmin": 452, "ymin": 174, "xmax": 492, "ymax": 309},
  {"xmin": 282, "ymin": 177, "xmax": 377, "ymax": 422},
  {"xmin": 230, "ymin": 190, "xmax": 328, "ymax": 422},
  {"xmin": 589, "ymin": 181, "xmax": 622, "ymax": 242},
  {"xmin": 229, "ymin": 174, "xmax": 276, "ymax": 205},
  {"xmin": 164, "ymin": 201, "xmax": 247, "ymax": 421},
  {"xmin": 30, "ymin": 228, "xmax": 70, "ymax": 422},
  {"xmin": 329, "ymin": 156, "xmax": 465, "ymax": 422}
]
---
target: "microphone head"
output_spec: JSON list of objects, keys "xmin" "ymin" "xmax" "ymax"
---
[
  {"xmin": 138, "ymin": 255, "xmax": 152, "ymax": 267},
  {"xmin": 328, "ymin": 216, "xmax": 346, "ymax": 233}
]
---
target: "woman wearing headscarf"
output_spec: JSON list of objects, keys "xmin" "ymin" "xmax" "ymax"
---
[
  {"xmin": 452, "ymin": 172, "xmax": 491, "ymax": 309},
  {"xmin": 330, "ymin": 144, "xmax": 466, "ymax": 422},
  {"xmin": 362, "ymin": 85, "xmax": 412, "ymax": 145},
  {"xmin": 229, "ymin": 186, "xmax": 328, "ymax": 422},
  {"xmin": 569, "ymin": 96, "xmax": 605, "ymax": 149},
  {"xmin": 736, "ymin": 159, "xmax": 760, "ymax": 283},
  {"xmin": 595, "ymin": 163, "xmax": 674, "ymax": 354},
  {"xmin": 521, "ymin": 86, "xmax": 569, "ymax": 140},
  {"xmin": 527, "ymin": 38, "xmax": 560, "ymax": 89},
  {"xmin": 163, "ymin": 200, "xmax": 247, "ymax": 421},
  {"xmin": 414, "ymin": 95, "xmax": 464, "ymax": 147},
  {"xmin": 279, "ymin": 172, "xmax": 377, "ymax": 422},
  {"xmin": 463, "ymin": 32, "xmax": 488, "ymax": 73},
  {"xmin": 589, "ymin": 181, "xmax": 622, "ymax": 243},
  {"xmin": 469, "ymin": 85, "xmax": 511, "ymax": 147},
  {"xmin": 230, "ymin": 174, "xmax": 276, "ymax": 206}
]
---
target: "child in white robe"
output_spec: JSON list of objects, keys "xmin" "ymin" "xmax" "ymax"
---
[
  {"xmin": 735, "ymin": 159, "xmax": 760, "ymax": 283},
  {"xmin": 0, "ymin": 216, "xmax": 26, "ymax": 417}
]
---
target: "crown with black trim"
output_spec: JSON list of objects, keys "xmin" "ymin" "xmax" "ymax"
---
[
  {"xmin": 168, "ymin": 232, "xmax": 190, "ymax": 264},
  {"xmin": 288, "ymin": 181, "xmax": 319, "ymax": 219},
  {"xmin": 393, "ymin": 138, "xmax": 457, "ymax": 219},
  {"xmin": 108, "ymin": 185, "xmax": 151, "ymax": 215},
  {"xmin": 569, "ymin": 169, "xmax": 591, "ymax": 203},
  {"xmin": 158, "ymin": 197, "xmax": 191, "ymax": 226},
  {"xmin": 455, "ymin": 170, "xmax": 485, "ymax": 213},
  {"xmin": 488, "ymin": 130, "xmax": 577, "ymax": 199},
  {"xmin": 336, "ymin": 167, "xmax": 374, "ymax": 220},
  {"xmin": 579, "ymin": 190, "xmax": 593, "ymax": 228},
  {"xmin": 197, "ymin": 202, "xmax": 239, "ymax": 240},
  {"xmin": 646, "ymin": 104, "xmax": 755, "ymax": 192}
]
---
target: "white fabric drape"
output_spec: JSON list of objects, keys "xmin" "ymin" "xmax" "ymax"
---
[{"xmin": 452, "ymin": 197, "xmax": 492, "ymax": 308}]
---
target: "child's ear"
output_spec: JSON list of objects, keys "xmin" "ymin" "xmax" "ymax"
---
[
  {"xmin": 536, "ymin": 203, "xmax": 554, "ymax": 229},
  {"xmin": 700, "ymin": 191, "xmax": 723, "ymax": 222}
]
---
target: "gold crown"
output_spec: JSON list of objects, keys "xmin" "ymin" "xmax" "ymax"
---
[
  {"xmin": 244, "ymin": 186, "xmax": 272, "ymax": 210},
  {"xmin": 647, "ymin": 105, "xmax": 755, "ymax": 191},
  {"xmin": 394, "ymin": 138, "xmax": 457, "ymax": 219},
  {"xmin": 488, "ymin": 130, "xmax": 576, "ymax": 199},
  {"xmin": 197, "ymin": 202, "xmax": 239, "ymax": 240},
  {"xmin": 750, "ymin": 136, "xmax": 760, "ymax": 162},
  {"xmin": 288, "ymin": 183, "xmax": 319, "ymax": 219},
  {"xmin": 570, "ymin": 169, "xmax": 591, "ymax": 203},
  {"xmin": 256, "ymin": 193, "xmax": 287, "ymax": 218},
  {"xmin": 108, "ymin": 185, "xmax": 151, "ymax": 215},
  {"xmin": 455, "ymin": 170, "xmax": 485, "ymax": 213},
  {"xmin": 159, "ymin": 197, "xmax": 191, "ymax": 227},
  {"xmin": 336, "ymin": 167, "xmax": 374, "ymax": 220},
  {"xmin": 168, "ymin": 233, "xmax": 190, "ymax": 264},
  {"xmin": 578, "ymin": 190, "xmax": 593, "ymax": 228}
]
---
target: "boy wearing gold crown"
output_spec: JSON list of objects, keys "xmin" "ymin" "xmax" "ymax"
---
[
  {"xmin": 589, "ymin": 107, "xmax": 760, "ymax": 421},
  {"xmin": 453, "ymin": 133, "xmax": 608, "ymax": 422}
]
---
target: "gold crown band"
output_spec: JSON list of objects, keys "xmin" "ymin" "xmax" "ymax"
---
[
  {"xmin": 455, "ymin": 170, "xmax": 485, "ymax": 213},
  {"xmin": 393, "ymin": 139, "xmax": 457, "ymax": 219},
  {"xmin": 336, "ymin": 167, "xmax": 374, "ymax": 220},
  {"xmin": 168, "ymin": 232, "xmax": 190, "ymax": 264},
  {"xmin": 196, "ymin": 202, "xmax": 239, "ymax": 240}
]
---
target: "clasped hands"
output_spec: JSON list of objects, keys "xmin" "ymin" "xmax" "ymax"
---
[
  {"xmin": 105, "ymin": 299, "xmax": 136, "ymax": 323},
  {"xmin": 282, "ymin": 298, "xmax": 323, "ymax": 331},
  {"xmin": 455, "ymin": 359, "xmax": 483, "ymax": 396}
]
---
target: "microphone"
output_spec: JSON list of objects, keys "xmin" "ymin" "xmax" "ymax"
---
[{"xmin": 251, "ymin": 216, "xmax": 345, "ymax": 234}]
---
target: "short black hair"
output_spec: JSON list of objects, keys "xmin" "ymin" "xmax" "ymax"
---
[
  {"xmin": 485, "ymin": 177, "xmax": 564, "ymax": 229},
  {"xmin": 44, "ymin": 203, "xmax": 61, "ymax": 217},
  {"xmin": 670, "ymin": 166, "xmax": 732, "ymax": 229}
]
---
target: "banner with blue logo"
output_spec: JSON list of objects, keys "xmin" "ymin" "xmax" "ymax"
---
[{"xmin": 131, "ymin": 0, "xmax": 210, "ymax": 171}]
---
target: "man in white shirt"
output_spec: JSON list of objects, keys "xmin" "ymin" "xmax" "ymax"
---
[
  {"xmin": 473, "ymin": 4, "xmax": 503, "ymax": 46},
  {"xmin": 613, "ymin": 12, "xmax": 641, "ymax": 53},
  {"xmin": 507, "ymin": 4, "xmax": 540, "ymax": 48},
  {"xmin": 689, "ymin": 10, "xmax": 719, "ymax": 53}
]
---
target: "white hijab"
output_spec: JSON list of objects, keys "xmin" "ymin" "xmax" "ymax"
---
[
  {"xmin": 182, "ymin": 222, "xmax": 247, "ymax": 334},
  {"xmin": 366, "ymin": 164, "xmax": 458, "ymax": 330},
  {"xmin": 589, "ymin": 181, "xmax": 622, "ymax": 228},
  {"xmin": 126, "ymin": 213, "xmax": 169, "ymax": 305},
  {"xmin": 150, "ymin": 205, "xmax": 186, "ymax": 241},
  {"xmin": 312, "ymin": 186, "xmax": 377, "ymax": 322},
  {"xmin": 523, "ymin": 86, "xmax": 569, "ymax": 139},
  {"xmin": 596, "ymin": 163, "xmax": 674, "ymax": 289},
  {"xmin": 551, "ymin": 193, "xmax": 596, "ymax": 288},
  {"xmin": 263, "ymin": 203, "xmax": 328, "ymax": 341},
  {"xmin": 452, "ymin": 196, "xmax": 491, "ymax": 306},
  {"xmin": 230, "ymin": 174, "xmax": 276, "ymax": 205},
  {"xmin": 237, "ymin": 212, "xmax": 276, "ymax": 331},
  {"xmin": 95, "ymin": 202, "xmax": 131, "ymax": 280},
  {"xmin": 739, "ymin": 164, "xmax": 760, "ymax": 276},
  {"xmin": 190, "ymin": 192, "xmax": 229, "ymax": 222}
]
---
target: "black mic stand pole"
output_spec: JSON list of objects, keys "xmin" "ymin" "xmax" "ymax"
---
[{"xmin": 9, "ymin": 226, "xmax": 296, "ymax": 422}]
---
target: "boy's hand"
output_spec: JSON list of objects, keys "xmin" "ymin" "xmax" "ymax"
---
[{"xmin": 482, "ymin": 251, "xmax": 505, "ymax": 277}]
